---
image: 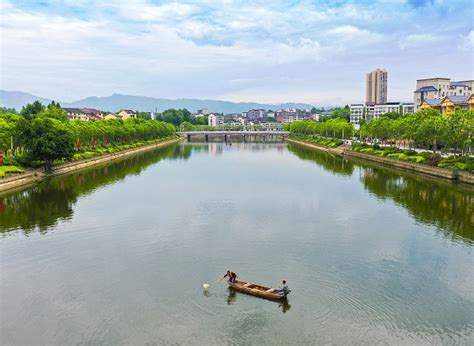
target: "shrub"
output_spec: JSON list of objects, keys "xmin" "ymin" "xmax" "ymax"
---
[
  {"xmin": 404, "ymin": 156, "xmax": 425, "ymax": 163},
  {"xmin": 402, "ymin": 149, "xmax": 417, "ymax": 155},
  {"xmin": 0, "ymin": 165, "xmax": 25, "ymax": 178}
]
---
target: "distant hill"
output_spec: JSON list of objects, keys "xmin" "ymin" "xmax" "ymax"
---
[
  {"xmin": 0, "ymin": 90, "xmax": 53, "ymax": 110},
  {"xmin": 0, "ymin": 90, "xmax": 316, "ymax": 113}
]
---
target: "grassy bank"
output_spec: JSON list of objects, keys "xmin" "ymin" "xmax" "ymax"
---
[
  {"xmin": 352, "ymin": 143, "xmax": 474, "ymax": 173},
  {"xmin": 288, "ymin": 134, "xmax": 343, "ymax": 148},
  {"xmin": 1, "ymin": 135, "xmax": 179, "ymax": 178}
]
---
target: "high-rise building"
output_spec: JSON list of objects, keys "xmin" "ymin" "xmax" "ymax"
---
[{"xmin": 366, "ymin": 68, "xmax": 388, "ymax": 104}]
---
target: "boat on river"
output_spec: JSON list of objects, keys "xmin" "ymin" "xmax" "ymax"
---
[{"xmin": 227, "ymin": 280, "xmax": 288, "ymax": 300}]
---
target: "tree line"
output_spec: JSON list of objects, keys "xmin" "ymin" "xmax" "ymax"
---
[
  {"xmin": 285, "ymin": 118, "xmax": 355, "ymax": 139},
  {"xmin": 360, "ymin": 108, "xmax": 473, "ymax": 154},
  {"xmin": 0, "ymin": 101, "xmax": 175, "ymax": 171}
]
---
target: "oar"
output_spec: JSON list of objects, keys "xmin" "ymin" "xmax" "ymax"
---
[{"xmin": 203, "ymin": 277, "xmax": 224, "ymax": 290}]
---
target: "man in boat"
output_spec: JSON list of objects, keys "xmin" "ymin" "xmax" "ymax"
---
[
  {"xmin": 223, "ymin": 270, "xmax": 237, "ymax": 283},
  {"xmin": 277, "ymin": 280, "xmax": 290, "ymax": 297}
]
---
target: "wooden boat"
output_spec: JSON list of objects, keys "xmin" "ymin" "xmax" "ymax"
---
[{"xmin": 227, "ymin": 280, "xmax": 287, "ymax": 300}]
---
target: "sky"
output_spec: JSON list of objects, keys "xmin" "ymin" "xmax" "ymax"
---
[{"xmin": 0, "ymin": 0, "xmax": 473, "ymax": 105}]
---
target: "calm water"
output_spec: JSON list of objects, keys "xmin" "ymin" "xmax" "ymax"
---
[{"xmin": 1, "ymin": 142, "xmax": 473, "ymax": 344}]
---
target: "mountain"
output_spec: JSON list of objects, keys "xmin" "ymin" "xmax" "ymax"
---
[
  {"xmin": 0, "ymin": 90, "xmax": 53, "ymax": 110},
  {"xmin": 0, "ymin": 90, "xmax": 316, "ymax": 113}
]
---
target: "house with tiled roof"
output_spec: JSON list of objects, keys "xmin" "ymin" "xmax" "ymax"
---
[
  {"xmin": 420, "ymin": 95, "xmax": 472, "ymax": 116},
  {"xmin": 117, "ymin": 109, "xmax": 137, "ymax": 120},
  {"xmin": 63, "ymin": 108, "xmax": 88, "ymax": 121},
  {"xmin": 413, "ymin": 77, "xmax": 473, "ymax": 111}
]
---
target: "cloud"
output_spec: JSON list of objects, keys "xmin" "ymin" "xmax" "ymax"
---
[
  {"xmin": 398, "ymin": 33, "xmax": 440, "ymax": 49},
  {"xmin": 459, "ymin": 30, "xmax": 474, "ymax": 51},
  {"xmin": 0, "ymin": 0, "xmax": 472, "ymax": 104}
]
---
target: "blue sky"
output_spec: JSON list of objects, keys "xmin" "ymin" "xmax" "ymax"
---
[{"xmin": 0, "ymin": 0, "xmax": 472, "ymax": 105}]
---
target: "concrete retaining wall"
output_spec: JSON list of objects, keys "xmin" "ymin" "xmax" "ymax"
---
[
  {"xmin": 286, "ymin": 138, "xmax": 474, "ymax": 184},
  {"xmin": 0, "ymin": 138, "xmax": 182, "ymax": 193}
]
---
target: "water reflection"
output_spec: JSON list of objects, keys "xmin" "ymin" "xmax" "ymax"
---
[
  {"xmin": 226, "ymin": 288, "xmax": 291, "ymax": 313},
  {"xmin": 360, "ymin": 166, "xmax": 474, "ymax": 242},
  {"xmin": 0, "ymin": 144, "xmax": 195, "ymax": 234},
  {"xmin": 287, "ymin": 143, "xmax": 474, "ymax": 243},
  {"xmin": 287, "ymin": 144, "xmax": 354, "ymax": 176},
  {"xmin": 2, "ymin": 142, "xmax": 473, "ymax": 244}
]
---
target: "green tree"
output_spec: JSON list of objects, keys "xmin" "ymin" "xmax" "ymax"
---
[
  {"xmin": 0, "ymin": 113, "xmax": 21, "ymax": 155},
  {"xmin": 20, "ymin": 101, "xmax": 45, "ymax": 120},
  {"xmin": 180, "ymin": 121, "xmax": 194, "ymax": 131},
  {"xmin": 137, "ymin": 112, "xmax": 152, "ymax": 120},
  {"xmin": 20, "ymin": 117, "xmax": 75, "ymax": 171},
  {"xmin": 381, "ymin": 111, "xmax": 402, "ymax": 120},
  {"xmin": 38, "ymin": 102, "xmax": 68, "ymax": 122},
  {"xmin": 0, "ymin": 106, "xmax": 17, "ymax": 114}
]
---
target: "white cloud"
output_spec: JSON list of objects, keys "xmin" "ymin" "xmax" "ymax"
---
[
  {"xmin": 398, "ymin": 33, "xmax": 439, "ymax": 50},
  {"xmin": 459, "ymin": 30, "xmax": 474, "ymax": 51},
  {"xmin": 0, "ymin": 0, "xmax": 472, "ymax": 104}
]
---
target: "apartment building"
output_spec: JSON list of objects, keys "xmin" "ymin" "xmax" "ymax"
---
[
  {"xmin": 208, "ymin": 113, "xmax": 224, "ymax": 126},
  {"xmin": 350, "ymin": 102, "xmax": 414, "ymax": 129},
  {"xmin": 366, "ymin": 68, "xmax": 388, "ymax": 104}
]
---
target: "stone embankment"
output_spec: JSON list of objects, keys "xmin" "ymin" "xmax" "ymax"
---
[
  {"xmin": 0, "ymin": 137, "xmax": 182, "ymax": 193},
  {"xmin": 286, "ymin": 138, "xmax": 474, "ymax": 185}
]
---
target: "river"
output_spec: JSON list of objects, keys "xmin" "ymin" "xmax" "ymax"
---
[{"xmin": 1, "ymin": 142, "xmax": 473, "ymax": 344}]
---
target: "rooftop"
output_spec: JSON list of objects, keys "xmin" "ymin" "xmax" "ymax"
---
[
  {"xmin": 423, "ymin": 98, "xmax": 442, "ymax": 106},
  {"xmin": 450, "ymin": 81, "xmax": 468, "ymax": 87},
  {"xmin": 445, "ymin": 95, "xmax": 470, "ymax": 103},
  {"xmin": 416, "ymin": 77, "xmax": 450, "ymax": 81},
  {"xmin": 414, "ymin": 86, "xmax": 438, "ymax": 93}
]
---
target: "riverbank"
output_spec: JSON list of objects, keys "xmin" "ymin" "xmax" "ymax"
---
[
  {"xmin": 0, "ymin": 137, "xmax": 182, "ymax": 193},
  {"xmin": 285, "ymin": 138, "xmax": 474, "ymax": 185}
]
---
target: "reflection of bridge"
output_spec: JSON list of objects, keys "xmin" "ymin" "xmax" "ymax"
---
[{"xmin": 181, "ymin": 131, "xmax": 290, "ymax": 142}]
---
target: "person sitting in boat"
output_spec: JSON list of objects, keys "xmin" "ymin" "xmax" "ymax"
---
[
  {"xmin": 277, "ymin": 280, "xmax": 290, "ymax": 296},
  {"xmin": 223, "ymin": 270, "xmax": 237, "ymax": 283}
]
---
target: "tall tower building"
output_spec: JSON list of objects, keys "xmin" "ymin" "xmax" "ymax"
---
[{"xmin": 366, "ymin": 68, "xmax": 388, "ymax": 104}]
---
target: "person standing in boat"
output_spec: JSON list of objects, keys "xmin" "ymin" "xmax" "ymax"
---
[
  {"xmin": 224, "ymin": 270, "xmax": 237, "ymax": 283},
  {"xmin": 278, "ymin": 280, "xmax": 290, "ymax": 296}
]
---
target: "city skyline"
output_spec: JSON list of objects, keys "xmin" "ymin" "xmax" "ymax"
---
[{"xmin": 0, "ymin": 0, "xmax": 473, "ymax": 105}]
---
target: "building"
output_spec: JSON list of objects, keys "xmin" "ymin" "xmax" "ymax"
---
[
  {"xmin": 63, "ymin": 108, "xmax": 88, "ymax": 121},
  {"xmin": 104, "ymin": 113, "xmax": 121, "ymax": 120},
  {"xmin": 117, "ymin": 109, "xmax": 137, "ymax": 120},
  {"xmin": 247, "ymin": 109, "xmax": 266, "ymax": 120},
  {"xmin": 349, "ymin": 104, "xmax": 365, "ymax": 128},
  {"xmin": 420, "ymin": 94, "xmax": 474, "ymax": 116},
  {"xmin": 350, "ymin": 102, "xmax": 414, "ymax": 129},
  {"xmin": 366, "ymin": 68, "xmax": 388, "ymax": 104},
  {"xmin": 81, "ymin": 108, "xmax": 102, "ymax": 120},
  {"xmin": 197, "ymin": 108, "xmax": 209, "ymax": 115},
  {"xmin": 208, "ymin": 113, "xmax": 224, "ymax": 127},
  {"xmin": 413, "ymin": 78, "xmax": 473, "ymax": 111}
]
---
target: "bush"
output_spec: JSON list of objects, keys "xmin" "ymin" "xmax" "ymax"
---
[
  {"xmin": 438, "ymin": 156, "xmax": 474, "ymax": 173},
  {"xmin": 402, "ymin": 149, "xmax": 417, "ymax": 155},
  {"xmin": 404, "ymin": 156, "xmax": 425, "ymax": 163},
  {"xmin": 0, "ymin": 165, "xmax": 25, "ymax": 178}
]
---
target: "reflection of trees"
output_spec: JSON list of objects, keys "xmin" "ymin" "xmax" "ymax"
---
[
  {"xmin": 287, "ymin": 143, "xmax": 474, "ymax": 243},
  {"xmin": 361, "ymin": 167, "xmax": 474, "ymax": 243},
  {"xmin": 287, "ymin": 144, "xmax": 354, "ymax": 176},
  {"xmin": 0, "ymin": 143, "xmax": 193, "ymax": 234}
]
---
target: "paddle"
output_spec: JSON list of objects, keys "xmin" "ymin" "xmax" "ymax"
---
[{"xmin": 203, "ymin": 277, "xmax": 224, "ymax": 290}]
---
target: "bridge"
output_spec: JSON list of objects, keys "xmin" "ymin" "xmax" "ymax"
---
[{"xmin": 180, "ymin": 131, "xmax": 290, "ymax": 142}]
